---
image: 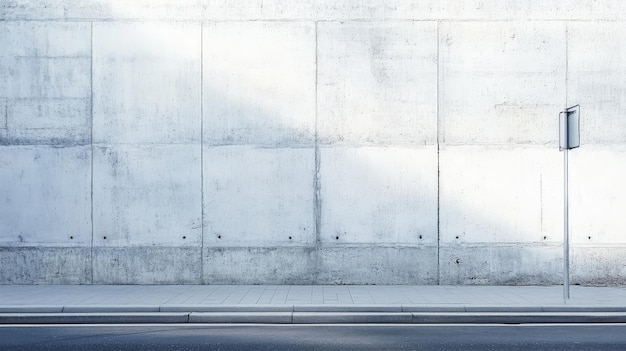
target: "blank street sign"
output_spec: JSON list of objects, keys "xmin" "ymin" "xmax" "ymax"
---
[{"xmin": 560, "ymin": 105, "xmax": 580, "ymax": 151}]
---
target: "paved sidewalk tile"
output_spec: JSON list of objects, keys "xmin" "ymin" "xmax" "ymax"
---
[{"xmin": 0, "ymin": 285, "xmax": 625, "ymax": 309}]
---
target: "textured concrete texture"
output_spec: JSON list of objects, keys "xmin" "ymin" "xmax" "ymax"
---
[
  {"xmin": 93, "ymin": 145, "xmax": 202, "ymax": 247},
  {"xmin": 92, "ymin": 22, "xmax": 201, "ymax": 145},
  {"xmin": 439, "ymin": 21, "xmax": 565, "ymax": 145},
  {"xmin": 0, "ymin": 247, "xmax": 91, "ymax": 284},
  {"xmin": 0, "ymin": 22, "xmax": 91, "ymax": 145},
  {"xmin": 569, "ymin": 147, "xmax": 626, "ymax": 244},
  {"xmin": 93, "ymin": 247, "xmax": 202, "ymax": 284},
  {"xmin": 440, "ymin": 146, "xmax": 561, "ymax": 244},
  {"xmin": 2, "ymin": 1, "xmax": 626, "ymax": 21},
  {"xmin": 1, "ymin": 1, "xmax": 626, "ymax": 285},
  {"xmin": 317, "ymin": 246, "xmax": 438, "ymax": 285},
  {"xmin": 317, "ymin": 21, "xmax": 437, "ymax": 146},
  {"xmin": 203, "ymin": 247, "xmax": 317, "ymax": 284},
  {"xmin": 203, "ymin": 22, "xmax": 316, "ymax": 147},
  {"xmin": 319, "ymin": 146, "xmax": 437, "ymax": 245},
  {"xmin": 0, "ymin": 146, "xmax": 91, "ymax": 246},
  {"xmin": 203, "ymin": 146, "xmax": 316, "ymax": 247},
  {"xmin": 439, "ymin": 245, "xmax": 562, "ymax": 285},
  {"xmin": 567, "ymin": 22, "xmax": 626, "ymax": 145}
]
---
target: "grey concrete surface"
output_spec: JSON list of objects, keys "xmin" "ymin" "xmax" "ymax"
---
[
  {"xmin": 0, "ymin": 285, "xmax": 625, "ymax": 324},
  {"xmin": 0, "ymin": 313, "xmax": 189, "ymax": 324},
  {"xmin": 189, "ymin": 312, "xmax": 293, "ymax": 324}
]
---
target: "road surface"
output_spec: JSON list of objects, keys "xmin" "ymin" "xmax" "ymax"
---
[{"xmin": 2, "ymin": 324, "xmax": 626, "ymax": 350}]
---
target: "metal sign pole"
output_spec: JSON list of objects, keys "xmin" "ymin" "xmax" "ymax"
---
[
  {"xmin": 560, "ymin": 104, "xmax": 579, "ymax": 303},
  {"xmin": 564, "ymin": 142, "xmax": 570, "ymax": 302}
]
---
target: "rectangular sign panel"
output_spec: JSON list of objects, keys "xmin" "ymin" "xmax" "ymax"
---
[{"xmin": 560, "ymin": 105, "xmax": 580, "ymax": 150}]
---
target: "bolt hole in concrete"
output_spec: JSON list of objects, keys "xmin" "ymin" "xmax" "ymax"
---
[
  {"xmin": 455, "ymin": 236, "xmax": 459, "ymax": 239},
  {"xmin": 103, "ymin": 236, "xmax": 107, "ymax": 240},
  {"xmin": 335, "ymin": 236, "xmax": 339, "ymax": 240},
  {"xmin": 217, "ymin": 235, "xmax": 221, "ymax": 239},
  {"xmin": 588, "ymin": 236, "xmax": 592, "ymax": 240},
  {"xmin": 70, "ymin": 236, "xmax": 73, "ymax": 239},
  {"xmin": 419, "ymin": 235, "xmax": 423, "ymax": 239},
  {"xmin": 182, "ymin": 236, "xmax": 186, "ymax": 239},
  {"xmin": 455, "ymin": 259, "xmax": 461, "ymax": 264},
  {"xmin": 543, "ymin": 236, "xmax": 547, "ymax": 240},
  {"xmin": 288, "ymin": 236, "xmax": 292, "ymax": 240}
]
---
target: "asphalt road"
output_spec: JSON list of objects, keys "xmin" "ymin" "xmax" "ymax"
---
[{"xmin": 2, "ymin": 324, "xmax": 626, "ymax": 350}]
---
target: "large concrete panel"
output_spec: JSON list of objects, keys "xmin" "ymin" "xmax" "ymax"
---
[
  {"xmin": 0, "ymin": 146, "xmax": 91, "ymax": 246},
  {"xmin": 2, "ymin": 1, "xmax": 626, "ymax": 21},
  {"xmin": 92, "ymin": 22, "xmax": 201, "ymax": 145},
  {"xmin": 0, "ymin": 22, "xmax": 91, "ymax": 145},
  {"xmin": 571, "ymin": 247, "xmax": 626, "ymax": 285},
  {"xmin": 203, "ymin": 146, "xmax": 315, "ymax": 246},
  {"xmin": 320, "ymin": 146, "xmax": 437, "ymax": 244},
  {"xmin": 93, "ymin": 145, "xmax": 202, "ymax": 247},
  {"xmin": 203, "ymin": 22, "xmax": 315, "ymax": 146},
  {"xmin": 203, "ymin": 247, "xmax": 316, "ymax": 284},
  {"xmin": 569, "ymin": 147, "xmax": 626, "ymax": 244},
  {"xmin": 439, "ymin": 21, "xmax": 565, "ymax": 145},
  {"xmin": 93, "ymin": 247, "xmax": 201, "ymax": 284},
  {"xmin": 568, "ymin": 22, "xmax": 626, "ymax": 144},
  {"xmin": 317, "ymin": 246, "xmax": 438, "ymax": 284},
  {"xmin": 439, "ymin": 245, "xmax": 562, "ymax": 285},
  {"xmin": 0, "ymin": 247, "xmax": 91, "ymax": 284},
  {"xmin": 440, "ymin": 146, "xmax": 561, "ymax": 243},
  {"xmin": 317, "ymin": 22, "xmax": 437, "ymax": 146}
]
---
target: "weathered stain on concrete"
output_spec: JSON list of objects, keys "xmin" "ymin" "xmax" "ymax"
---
[
  {"xmin": 0, "ymin": 247, "xmax": 91, "ymax": 284},
  {"xmin": 1, "ymin": 1, "xmax": 625, "ymax": 285},
  {"xmin": 93, "ymin": 247, "xmax": 202, "ymax": 284},
  {"xmin": 203, "ymin": 247, "xmax": 317, "ymax": 284},
  {"xmin": 0, "ymin": 22, "xmax": 91, "ymax": 146},
  {"xmin": 317, "ymin": 246, "xmax": 439, "ymax": 285},
  {"xmin": 439, "ymin": 245, "xmax": 563, "ymax": 285}
]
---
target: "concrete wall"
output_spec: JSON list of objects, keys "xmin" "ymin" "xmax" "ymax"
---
[{"xmin": 1, "ymin": 1, "xmax": 625, "ymax": 285}]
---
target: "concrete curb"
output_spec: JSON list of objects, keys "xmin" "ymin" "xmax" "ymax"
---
[
  {"xmin": 411, "ymin": 312, "xmax": 626, "ymax": 324},
  {"xmin": 293, "ymin": 305, "xmax": 403, "ymax": 312},
  {"xmin": 293, "ymin": 312, "xmax": 413, "ymax": 324},
  {"xmin": 189, "ymin": 312, "xmax": 293, "ymax": 324},
  {"xmin": 161, "ymin": 305, "xmax": 293, "ymax": 313},
  {"xmin": 0, "ymin": 313, "xmax": 189, "ymax": 324},
  {"xmin": 0, "ymin": 306, "xmax": 63, "ymax": 313},
  {"xmin": 63, "ymin": 305, "xmax": 160, "ymax": 313},
  {"xmin": 3, "ymin": 311, "xmax": 626, "ymax": 324}
]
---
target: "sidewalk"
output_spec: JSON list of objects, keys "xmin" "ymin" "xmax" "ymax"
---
[{"xmin": 1, "ymin": 285, "xmax": 626, "ymax": 324}]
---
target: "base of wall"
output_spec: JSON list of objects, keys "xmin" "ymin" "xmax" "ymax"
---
[
  {"xmin": 1, "ymin": 245, "xmax": 624, "ymax": 285},
  {"xmin": 204, "ymin": 246, "xmax": 317, "ymax": 284},
  {"xmin": 93, "ymin": 247, "xmax": 202, "ymax": 284},
  {"xmin": 439, "ymin": 245, "xmax": 562, "ymax": 285},
  {"xmin": 316, "ymin": 246, "xmax": 438, "ymax": 285},
  {"xmin": 0, "ymin": 247, "xmax": 91, "ymax": 284},
  {"xmin": 571, "ymin": 247, "xmax": 626, "ymax": 286}
]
